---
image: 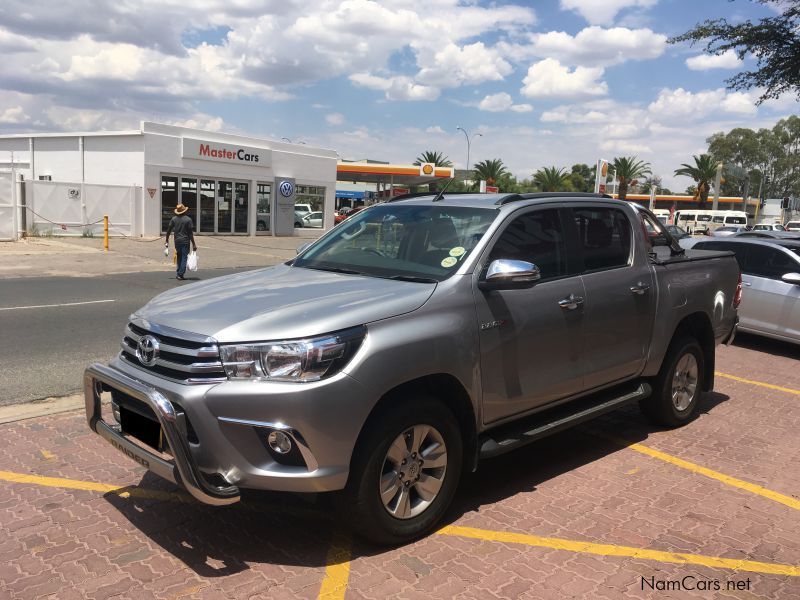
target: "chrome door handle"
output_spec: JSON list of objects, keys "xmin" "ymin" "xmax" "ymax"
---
[
  {"xmin": 630, "ymin": 282, "xmax": 651, "ymax": 295},
  {"xmin": 742, "ymin": 282, "xmax": 751, "ymax": 287},
  {"xmin": 558, "ymin": 294, "xmax": 584, "ymax": 310}
]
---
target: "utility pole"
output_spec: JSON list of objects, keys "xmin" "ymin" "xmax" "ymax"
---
[{"xmin": 712, "ymin": 161, "xmax": 723, "ymax": 211}]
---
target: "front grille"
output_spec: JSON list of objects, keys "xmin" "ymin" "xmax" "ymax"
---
[{"xmin": 120, "ymin": 321, "xmax": 226, "ymax": 384}]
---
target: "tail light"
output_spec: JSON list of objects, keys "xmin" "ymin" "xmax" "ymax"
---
[{"xmin": 733, "ymin": 272, "xmax": 743, "ymax": 308}]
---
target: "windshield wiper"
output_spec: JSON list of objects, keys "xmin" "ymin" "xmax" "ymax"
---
[
  {"xmin": 303, "ymin": 265, "xmax": 365, "ymax": 276},
  {"xmin": 388, "ymin": 275, "xmax": 438, "ymax": 283}
]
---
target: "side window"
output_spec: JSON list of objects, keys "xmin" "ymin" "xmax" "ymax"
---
[
  {"xmin": 745, "ymin": 246, "xmax": 795, "ymax": 279},
  {"xmin": 695, "ymin": 241, "xmax": 747, "ymax": 269},
  {"xmin": 488, "ymin": 209, "xmax": 567, "ymax": 281},
  {"xmin": 571, "ymin": 207, "xmax": 632, "ymax": 271}
]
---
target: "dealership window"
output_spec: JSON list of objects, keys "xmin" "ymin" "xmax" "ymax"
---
[
  {"xmin": 200, "ymin": 180, "xmax": 215, "ymax": 233},
  {"xmin": 181, "ymin": 178, "xmax": 198, "ymax": 229},
  {"xmin": 257, "ymin": 183, "xmax": 271, "ymax": 234},
  {"xmin": 295, "ymin": 185, "xmax": 325, "ymax": 211},
  {"xmin": 234, "ymin": 182, "xmax": 249, "ymax": 233},
  {"xmin": 160, "ymin": 176, "xmax": 178, "ymax": 233}
]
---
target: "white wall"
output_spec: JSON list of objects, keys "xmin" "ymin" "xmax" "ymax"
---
[
  {"xmin": 31, "ymin": 137, "xmax": 82, "ymax": 181},
  {"xmin": 84, "ymin": 135, "xmax": 144, "ymax": 186}
]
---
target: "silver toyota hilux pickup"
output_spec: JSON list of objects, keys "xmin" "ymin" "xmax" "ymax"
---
[{"xmin": 84, "ymin": 192, "xmax": 740, "ymax": 544}]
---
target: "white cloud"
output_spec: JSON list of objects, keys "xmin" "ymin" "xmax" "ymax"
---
[
  {"xmin": 541, "ymin": 105, "xmax": 608, "ymax": 123},
  {"xmin": 349, "ymin": 73, "xmax": 440, "ymax": 101},
  {"xmin": 325, "ymin": 112, "xmax": 345, "ymax": 126},
  {"xmin": 506, "ymin": 26, "xmax": 666, "ymax": 67},
  {"xmin": 477, "ymin": 92, "xmax": 532, "ymax": 113},
  {"xmin": 0, "ymin": 106, "xmax": 28, "ymax": 124},
  {"xmin": 685, "ymin": 49, "xmax": 743, "ymax": 71},
  {"xmin": 521, "ymin": 58, "xmax": 607, "ymax": 99},
  {"xmin": 648, "ymin": 87, "xmax": 757, "ymax": 119},
  {"xmin": 425, "ymin": 125, "xmax": 446, "ymax": 134},
  {"xmin": 415, "ymin": 42, "xmax": 512, "ymax": 88},
  {"xmin": 560, "ymin": 0, "xmax": 658, "ymax": 25}
]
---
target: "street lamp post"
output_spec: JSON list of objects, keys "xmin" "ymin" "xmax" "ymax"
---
[{"xmin": 456, "ymin": 126, "xmax": 482, "ymax": 180}]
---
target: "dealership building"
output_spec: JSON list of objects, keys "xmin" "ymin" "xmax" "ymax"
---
[{"xmin": 0, "ymin": 121, "xmax": 339, "ymax": 239}]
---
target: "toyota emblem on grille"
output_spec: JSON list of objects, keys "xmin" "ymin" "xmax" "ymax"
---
[{"xmin": 136, "ymin": 335, "xmax": 160, "ymax": 367}]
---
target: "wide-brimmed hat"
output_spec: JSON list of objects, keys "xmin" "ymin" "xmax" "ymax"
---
[{"xmin": 174, "ymin": 204, "xmax": 189, "ymax": 215}]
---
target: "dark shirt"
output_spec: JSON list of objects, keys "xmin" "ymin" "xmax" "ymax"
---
[{"xmin": 166, "ymin": 215, "xmax": 195, "ymax": 246}]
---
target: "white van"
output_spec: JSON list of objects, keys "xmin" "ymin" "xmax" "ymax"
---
[{"xmin": 675, "ymin": 210, "xmax": 747, "ymax": 234}]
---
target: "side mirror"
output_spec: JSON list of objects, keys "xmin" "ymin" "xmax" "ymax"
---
[
  {"xmin": 296, "ymin": 242, "xmax": 312, "ymax": 255},
  {"xmin": 781, "ymin": 272, "xmax": 800, "ymax": 285},
  {"xmin": 479, "ymin": 259, "xmax": 541, "ymax": 290}
]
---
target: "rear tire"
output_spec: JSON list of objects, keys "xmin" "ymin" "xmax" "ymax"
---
[
  {"xmin": 341, "ymin": 395, "xmax": 463, "ymax": 545},
  {"xmin": 640, "ymin": 336, "xmax": 705, "ymax": 427}
]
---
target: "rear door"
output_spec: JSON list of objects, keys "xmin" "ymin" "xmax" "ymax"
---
[
  {"xmin": 741, "ymin": 245, "xmax": 800, "ymax": 339},
  {"xmin": 566, "ymin": 204, "xmax": 656, "ymax": 390},
  {"xmin": 474, "ymin": 205, "xmax": 585, "ymax": 424}
]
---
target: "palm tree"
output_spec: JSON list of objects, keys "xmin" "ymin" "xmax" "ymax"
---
[
  {"xmin": 472, "ymin": 159, "xmax": 509, "ymax": 186},
  {"xmin": 674, "ymin": 154, "xmax": 718, "ymax": 207},
  {"xmin": 612, "ymin": 156, "xmax": 651, "ymax": 200},
  {"xmin": 533, "ymin": 166, "xmax": 570, "ymax": 192},
  {"xmin": 413, "ymin": 150, "xmax": 453, "ymax": 167}
]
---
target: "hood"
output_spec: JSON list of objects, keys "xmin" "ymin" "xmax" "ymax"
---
[{"xmin": 135, "ymin": 264, "xmax": 436, "ymax": 343}]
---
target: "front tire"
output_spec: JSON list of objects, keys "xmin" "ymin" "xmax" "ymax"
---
[
  {"xmin": 640, "ymin": 336, "xmax": 705, "ymax": 427},
  {"xmin": 342, "ymin": 396, "xmax": 463, "ymax": 545}
]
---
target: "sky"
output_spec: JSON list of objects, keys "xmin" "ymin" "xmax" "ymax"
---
[{"xmin": 0, "ymin": 0, "xmax": 797, "ymax": 191}]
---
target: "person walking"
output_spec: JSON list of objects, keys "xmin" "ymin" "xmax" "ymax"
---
[{"xmin": 164, "ymin": 204, "xmax": 197, "ymax": 280}]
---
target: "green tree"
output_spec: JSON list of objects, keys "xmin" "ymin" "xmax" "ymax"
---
[
  {"xmin": 670, "ymin": 0, "xmax": 800, "ymax": 104},
  {"xmin": 533, "ymin": 166, "xmax": 570, "ymax": 192},
  {"xmin": 706, "ymin": 128, "xmax": 763, "ymax": 196},
  {"xmin": 612, "ymin": 156, "xmax": 651, "ymax": 200},
  {"xmin": 473, "ymin": 159, "xmax": 509, "ymax": 186},
  {"xmin": 568, "ymin": 163, "xmax": 595, "ymax": 192},
  {"xmin": 674, "ymin": 154, "xmax": 718, "ymax": 207},
  {"xmin": 413, "ymin": 150, "xmax": 453, "ymax": 167}
]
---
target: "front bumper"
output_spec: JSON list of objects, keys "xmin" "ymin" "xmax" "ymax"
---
[
  {"xmin": 84, "ymin": 359, "xmax": 372, "ymax": 503},
  {"xmin": 84, "ymin": 362, "xmax": 240, "ymax": 505}
]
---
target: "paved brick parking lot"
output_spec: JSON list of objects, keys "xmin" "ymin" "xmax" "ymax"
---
[{"xmin": 1, "ymin": 333, "xmax": 799, "ymax": 599}]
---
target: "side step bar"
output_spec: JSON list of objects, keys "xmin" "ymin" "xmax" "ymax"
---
[{"xmin": 478, "ymin": 382, "xmax": 651, "ymax": 460}]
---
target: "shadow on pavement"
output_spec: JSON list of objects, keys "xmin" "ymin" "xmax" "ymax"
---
[
  {"xmin": 732, "ymin": 331, "xmax": 800, "ymax": 360},
  {"xmin": 103, "ymin": 391, "xmax": 730, "ymax": 574}
]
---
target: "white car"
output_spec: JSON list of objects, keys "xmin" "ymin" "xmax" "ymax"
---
[
  {"xmin": 753, "ymin": 223, "xmax": 786, "ymax": 232},
  {"xmin": 302, "ymin": 211, "xmax": 323, "ymax": 228},
  {"xmin": 785, "ymin": 221, "xmax": 800, "ymax": 232},
  {"xmin": 295, "ymin": 203, "xmax": 313, "ymax": 216}
]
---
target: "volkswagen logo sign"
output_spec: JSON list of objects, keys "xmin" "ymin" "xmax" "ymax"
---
[
  {"xmin": 136, "ymin": 335, "xmax": 160, "ymax": 367},
  {"xmin": 279, "ymin": 181, "xmax": 294, "ymax": 198}
]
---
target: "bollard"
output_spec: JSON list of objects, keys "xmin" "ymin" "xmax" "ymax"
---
[{"xmin": 103, "ymin": 215, "xmax": 109, "ymax": 251}]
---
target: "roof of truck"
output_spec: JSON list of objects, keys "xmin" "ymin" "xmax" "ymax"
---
[{"xmin": 386, "ymin": 191, "xmax": 616, "ymax": 209}]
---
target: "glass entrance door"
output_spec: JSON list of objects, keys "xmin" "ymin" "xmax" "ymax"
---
[
  {"xmin": 216, "ymin": 181, "xmax": 233, "ymax": 233},
  {"xmin": 200, "ymin": 180, "xmax": 215, "ymax": 233},
  {"xmin": 181, "ymin": 178, "xmax": 197, "ymax": 229}
]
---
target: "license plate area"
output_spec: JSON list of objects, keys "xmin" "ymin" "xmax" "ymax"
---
[{"xmin": 120, "ymin": 406, "xmax": 165, "ymax": 452}]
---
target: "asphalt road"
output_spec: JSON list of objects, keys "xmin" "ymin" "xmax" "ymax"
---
[{"xmin": 0, "ymin": 268, "xmax": 249, "ymax": 406}]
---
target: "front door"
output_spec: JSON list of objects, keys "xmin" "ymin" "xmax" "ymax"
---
[
  {"xmin": 741, "ymin": 244, "xmax": 800, "ymax": 339},
  {"xmin": 474, "ymin": 206, "xmax": 585, "ymax": 424},
  {"xmin": 216, "ymin": 181, "xmax": 232, "ymax": 233},
  {"xmin": 568, "ymin": 205, "xmax": 655, "ymax": 389}
]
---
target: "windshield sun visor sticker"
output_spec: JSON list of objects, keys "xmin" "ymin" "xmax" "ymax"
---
[
  {"xmin": 441, "ymin": 256, "xmax": 458, "ymax": 268},
  {"xmin": 449, "ymin": 246, "xmax": 466, "ymax": 257}
]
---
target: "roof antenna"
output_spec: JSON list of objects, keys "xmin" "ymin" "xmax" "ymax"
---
[{"xmin": 432, "ymin": 177, "xmax": 456, "ymax": 202}]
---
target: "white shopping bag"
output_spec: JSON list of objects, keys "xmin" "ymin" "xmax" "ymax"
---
[{"xmin": 187, "ymin": 251, "xmax": 198, "ymax": 272}]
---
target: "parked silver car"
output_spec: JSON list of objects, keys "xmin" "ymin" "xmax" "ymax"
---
[
  {"xmin": 84, "ymin": 193, "xmax": 739, "ymax": 544},
  {"xmin": 693, "ymin": 238, "xmax": 800, "ymax": 345}
]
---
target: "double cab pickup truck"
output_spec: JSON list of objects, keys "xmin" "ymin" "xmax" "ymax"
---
[{"xmin": 84, "ymin": 192, "xmax": 740, "ymax": 544}]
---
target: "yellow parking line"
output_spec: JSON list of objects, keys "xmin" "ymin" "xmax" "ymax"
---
[
  {"xmin": 715, "ymin": 371, "xmax": 800, "ymax": 396},
  {"xmin": 0, "ymin": 469, "xmax": 189, "ymax": 502},
  {"xmin": 438, "ymin": 525, "xmax": 800, "ymax": 576},
  {"xmin": 318, "ymin": 532, "xmax": 352, "ymax": 600},
  {"xmin": 586, "ymin": 433, "xmax": 800, "ymax": 512}
]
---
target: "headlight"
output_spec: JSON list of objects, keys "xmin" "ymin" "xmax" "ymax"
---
[{"xmin": 219, "ymin": 326, "xmax": 366, "ymax": 382}]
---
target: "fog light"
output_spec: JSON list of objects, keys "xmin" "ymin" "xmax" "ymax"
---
[
  {"xmin": 268, "ymin": 430, "xmax": 292, "ymax": 454},
  {"xmin": 111, "ymin": 401, "xmax": 121, "ymax": 424}
]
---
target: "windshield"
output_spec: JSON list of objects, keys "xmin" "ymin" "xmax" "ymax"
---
[{"xmin": 294, "ymin": 204, "xmax": 496, "ymax": 282}]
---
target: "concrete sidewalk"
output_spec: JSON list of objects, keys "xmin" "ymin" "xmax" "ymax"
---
[{"xmin": 0, "ymin": 232, "xmax": 323, "ymax": 278}]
